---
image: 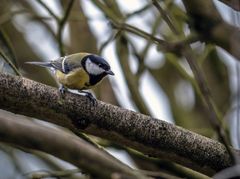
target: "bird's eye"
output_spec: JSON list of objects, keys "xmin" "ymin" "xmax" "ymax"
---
[{"xmin": 98, "ymin": 64, "xmax": 103, "ymax": 68}]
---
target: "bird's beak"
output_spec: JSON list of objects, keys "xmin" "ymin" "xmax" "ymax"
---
[{"xmin": 106, "ymin": 70, "xmax": 114, "ymax": 75}]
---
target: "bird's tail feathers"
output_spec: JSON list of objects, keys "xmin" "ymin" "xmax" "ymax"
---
[{"xmin": 25, "ymin": 61, "xmax": 52, "ymax": 68}]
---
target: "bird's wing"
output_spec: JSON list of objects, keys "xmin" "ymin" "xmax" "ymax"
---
[
  {"xmin": 51, "ymin": 53, "xmax": 88, "ymax": 74},
  {"xmin": 50, "ymin": 57, "xmax": 65, "ymax": 72}
]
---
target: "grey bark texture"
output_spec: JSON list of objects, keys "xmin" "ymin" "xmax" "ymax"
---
[
  {"xmin": 0, "ymin": 73, "xmax": 236, "ymax": 176},
  {"xmin": 0, "ymin": 113, "xmax": 147, "ymax": 179}
]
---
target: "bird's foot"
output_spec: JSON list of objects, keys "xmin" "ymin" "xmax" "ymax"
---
[
  {"xmin": 59, "ymin": 85, "xmax": 67, "ymax": 94},
  {"xmin": 78, "ymin": 90, "xmax": 96, "ymax": 104}
]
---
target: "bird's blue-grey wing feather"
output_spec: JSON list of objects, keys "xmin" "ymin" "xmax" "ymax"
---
[{"xmin": 51, "ymin": 56, "xmax": 82, "ymax": 74}]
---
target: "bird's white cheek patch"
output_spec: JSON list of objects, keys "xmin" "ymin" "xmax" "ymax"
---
[{"xmin": 85, "ymin": 58, "xmax": 105, "ymax": 75}]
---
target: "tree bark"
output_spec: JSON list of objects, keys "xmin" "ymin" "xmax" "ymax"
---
[
  {"xmin": 0, "ymin": 113, "xmax": 147, "ymax": 179},
  {"xmin": 0, "ymin": 73, "xmax": 236, "ymax": 176}
]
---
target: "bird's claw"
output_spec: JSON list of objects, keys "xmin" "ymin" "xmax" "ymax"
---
[
  {"xmin": 86, "ymin": 93, "xmax": 96, "ymax": 102},
  {"xmin": 59, "ymin": 85, "xmax": 67, "ymax": 94},
  {"xmin": 78, "ymin": 91, "xmax": 96, "ymax": 105}
]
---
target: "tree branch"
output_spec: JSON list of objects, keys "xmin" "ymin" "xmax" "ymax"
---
[
  {"xmin": 182, "ymin": 0, "xmax": 240, "ymax": 60},
  {"xmin": 218, "ymin": 0, "xmax": 240, "ymax": 11},
  {"xmin": 36, "ymin": 0, "xmax": 74, "ymax": 56},
  {"xmin": 0, "ymin": 113, "xmax": 146, "ymax": 179},
  {"xmin": 0, "ymin": 49, "xmax": 21, "ymax": 76},
  {"xmin": 36, "ymin": 0, "xmax": 59, "ymax": 21},
  {"xmin": 0, "ymin": 73, "xmax": 237, "ymax": 176},
  {"xmin": 116, "ymin": 35, "xmax": 151, "ymax": 115},
  {"xmin": 57, "ymin": 0, "xmax": 74, "ymax": 56}
]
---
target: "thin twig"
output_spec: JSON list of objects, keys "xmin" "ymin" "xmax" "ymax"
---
[
  {"xmin": 126, "ymin": 4, "xmax": 152, "ymax": 18},
  {"xmin": 61, "ymin": 0, "xmax": 75, "ymax": 25},
  {"xmin": 0, "ymin": 49, "xmax": 21, "ymax": 76},
  {"xmin": 135, "ymin": 15, "xmax": 162, "ymax": 78},
  {"xmin": 111, "ymin": 21, "xmax": 167, "ymax": 46},
  {"xmin": 77, "ymin": 132, "xmax": 103, "ymax": 150},
  {"xmin": 57, "ymin": 0, "xmax": 75, "ymax": 56},
  {"xmin": 127, "ymin": 38, "xmax": 144, "ymax": 80},
  {"xmin": 92, "ymin": 0, "xmax": 192, "ymax": 54},
  {"xmin": 116, "ymin": 34, "xmax": 151, "ymax": 115},
  {"xmin": 36, "ymin": 0, "xmax": 59, "ymax": 21},
  {"xmin": 26, "ymin": 168, "xmax": 82, "ymax": 179},
  {"xmin": 37, "ymin": 0, "xmax": 74, "ymax": 56},
  {"xmin": 99, "ymin": 31, "xmax": 118, "ymax": 54},
  {"xmin": 152, "ymin": 0, "xmax": 178, "ymax": 34},
  {"xmin": 0, "ymin": 29, "xmax": 18, "ymax": 68},
  {"xmin": 139, "ymin": 169, "xmax": 184, "ymax": 179}
]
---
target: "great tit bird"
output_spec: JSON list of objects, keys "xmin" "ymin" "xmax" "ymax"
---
[{"xmin": 26, "ymin": 53, "xmax": 114, "ymax": 99}]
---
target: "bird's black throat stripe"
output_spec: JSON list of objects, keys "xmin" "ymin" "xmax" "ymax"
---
[{"xmin": 89, "ymin": 73, "xmax": 107, "ymax": 86}]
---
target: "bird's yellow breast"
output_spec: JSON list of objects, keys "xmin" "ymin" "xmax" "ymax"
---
[{"xmin": 55, "ymin": 68, "xmax": 90, "ymax": 90}]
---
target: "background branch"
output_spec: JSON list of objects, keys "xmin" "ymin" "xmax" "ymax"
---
[
  {"xmin": 182, "ymin": 0, "xmax": 240, "ymax": 60},
  {"xmin": 37, "ymin": 0, "xmax": 74, "ymax": 56},
  {"xmin": 57, "ymin": 0, "xmax": 74, "ymax": 56},
  {"xmin": 218, "ymin": 0, "xmax": 240, "ymax": 11},
  {"xmin": 152, "ymin": 0, "xmax": 234, "ymax": 162},
  {"xmin": 0, "ymin": 49, "xmax": 21, "ymax": 76},
  {"xmin": 36, "ymin": 0, "xmax": 59, "ymax": 21},
  {"xmin": 0, "ymin": 113, "xmax": 146, "ymax": 179}
]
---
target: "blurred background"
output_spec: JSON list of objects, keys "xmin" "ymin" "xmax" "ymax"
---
[{"xmin": 0, "ymin": 0, "xmax": 239, "ymax": 178}]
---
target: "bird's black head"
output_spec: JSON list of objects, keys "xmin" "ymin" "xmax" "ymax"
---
[{"xmin": 82, "ymin": 54, "xmax": 114, "ymax": 76}]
